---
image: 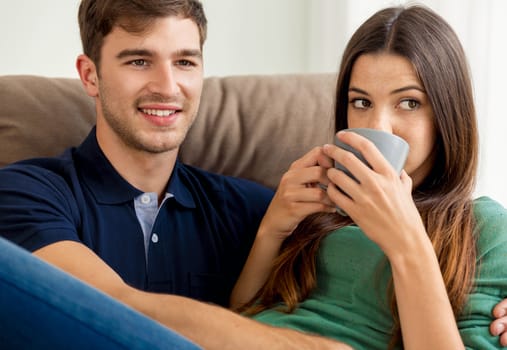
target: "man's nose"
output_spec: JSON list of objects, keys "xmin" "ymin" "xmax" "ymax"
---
[{"xmin": 148, "ymin": 64, "xmax": 180, "ymax": 96}]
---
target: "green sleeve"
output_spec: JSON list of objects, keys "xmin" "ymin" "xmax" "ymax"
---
[{"xmin": 458, "ymin": 197, "xmax": 507, "ymax": 349}]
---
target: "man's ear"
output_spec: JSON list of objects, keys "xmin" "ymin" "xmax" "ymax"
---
[{"xmin": 76, "ymin": 54, "xmax": 99, "ymax": 97}]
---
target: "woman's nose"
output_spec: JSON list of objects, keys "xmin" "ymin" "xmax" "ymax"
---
[{"xmin": 366, "ymin": 109, "xmax": 393, "ymax": 133}]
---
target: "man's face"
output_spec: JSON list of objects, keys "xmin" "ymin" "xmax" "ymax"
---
[{"xmin": 95, "ymin": 16, "xmax": 203, "ymax": 155}]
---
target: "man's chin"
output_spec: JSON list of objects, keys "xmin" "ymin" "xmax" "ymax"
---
[
  {"xmin": 119, "ymin": 135, "xmax": 178, "ymax": 154},
  {"xmin": 143, "ymin": 145, "xmax": 179, "ymax": 155},
  {"xmin": 123, "ymin": 129, "xmax": 187, "ymax": 154},
  {"xmin": 135, "ymin": 139, "xmax": 181, "ymax": 154}
]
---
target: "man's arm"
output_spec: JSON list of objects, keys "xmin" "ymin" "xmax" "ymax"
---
[{"xmin": 34, "ymin": 241, "xmax": 351, "ymax": 350}]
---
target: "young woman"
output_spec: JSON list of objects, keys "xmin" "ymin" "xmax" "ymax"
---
[{"xmin": 231, "ymin": 5, "xmax": 507, "ymax": 349}]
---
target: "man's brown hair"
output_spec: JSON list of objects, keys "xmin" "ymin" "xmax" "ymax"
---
[{"xmin": 78, "ymin": 0, "xmax": 207, "ymax": 70}]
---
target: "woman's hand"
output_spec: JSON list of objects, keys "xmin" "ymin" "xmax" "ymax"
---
[
  {"xmin": 323, "ymin": 131, "xmax": 426, "ymax": 257},
  {"xmin": 230, "ymin": 147, "xmax": 336, "ymax": 309},
  {"xmin": 258, "ymin": 146, "xmax": 336, "ymax": 240}
]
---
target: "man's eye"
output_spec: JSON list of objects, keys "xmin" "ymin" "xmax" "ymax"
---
[
  {"xmin": 130, "ymin": 59, "xmax": 147, "ymax": 67},
  {"xmin": 351, "ymin": 99, "xmax": 371, "ymax": 109},
  {"xmin": 177, "ymin": 60, "xmax": 195, "ymax": 67},
  {"xmin": 399, "ymin": 99, "xmax": 420, "ymax": 110}
]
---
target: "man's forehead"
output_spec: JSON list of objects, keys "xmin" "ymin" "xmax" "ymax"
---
[
  {"xmin": 102, "ymin": 16, "xmax": 201, "ymax": 51},
  {"xmin": 111, "ymin": 15, "xmax": 199, "ymax": 37}
]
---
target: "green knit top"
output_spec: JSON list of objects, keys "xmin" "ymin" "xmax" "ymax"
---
[{"xmin": 251, "ymin": 197, "xmax": 507, "ymax": 349}]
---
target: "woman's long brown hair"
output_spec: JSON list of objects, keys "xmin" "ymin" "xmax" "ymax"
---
[{"xmin": 240, "ymin": 5, "xmax": 478, "ymax": 349}]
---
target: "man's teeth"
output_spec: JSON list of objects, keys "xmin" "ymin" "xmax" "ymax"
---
[{"xmin": 141, "ymin": 109, "xmax": 176, "ymax": 117}]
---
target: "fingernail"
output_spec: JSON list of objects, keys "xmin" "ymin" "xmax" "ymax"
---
[
  {"xmin": 495, "ymin": 324, "xmax": 504, "ymax": 336},
  {"xmin": 494, "ymin": 307, "xmax": 506, "ymax": 318}
]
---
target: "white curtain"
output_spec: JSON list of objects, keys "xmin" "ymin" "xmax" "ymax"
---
[{"xmin": 306, "ymin": 0, "xmax": 507, "ymax": 207}]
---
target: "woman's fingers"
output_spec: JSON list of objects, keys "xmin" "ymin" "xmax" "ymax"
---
[
  {"xmin": 263, "ymin": 148, "xmax": 337, "ymax": 236},
  {"xmin": 281, "ymin": 165, "xmax": 330, "ymax": 191},
  {"xmin": 289, "ymin": 146, "xmax": 334, "ymax": 171}
]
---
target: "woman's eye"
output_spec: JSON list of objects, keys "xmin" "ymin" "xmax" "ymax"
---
[
  {"xmin": 351, "ymin": 99, "xmax": 371, "ymax": 109},
  {"xmin": 399, "ymin": 99, "xmax": 420, "ymax": 110}
]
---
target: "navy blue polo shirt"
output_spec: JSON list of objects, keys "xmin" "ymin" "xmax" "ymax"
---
[{"xmin": 0, "ymin": 128, "xmax": 274, "ymax": 306}]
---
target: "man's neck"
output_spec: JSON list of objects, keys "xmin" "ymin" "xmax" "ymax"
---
[{"xmin": 97, "ymin": 134, "xmax": 178, "ymax": 200}]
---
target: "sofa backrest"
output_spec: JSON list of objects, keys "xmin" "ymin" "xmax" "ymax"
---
[{"xmin": 0, "ymin": 74, "xmax": 336, "ymax": 189}]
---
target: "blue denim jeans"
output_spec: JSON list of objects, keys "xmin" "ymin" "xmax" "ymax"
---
[{"xmin": 0, "ymin": 237, "xmax": 201, "ymax": 349}]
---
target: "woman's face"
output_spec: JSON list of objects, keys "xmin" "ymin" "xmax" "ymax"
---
[{"xmin": 347, "ymin": 53, "xmax": 437, "ymax": 187}]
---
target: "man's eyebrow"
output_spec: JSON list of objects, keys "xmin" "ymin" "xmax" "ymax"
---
[
  {"xmin": 116, "ymin": 49, "xmax": 153, "ymax": 59},
  {"xmin": 115, "ymin": 48, "xmax": 202, "ymax": 60},
  {"xmin": 175, "ymin": 49, "xmax": 203, "ymax": 59}
]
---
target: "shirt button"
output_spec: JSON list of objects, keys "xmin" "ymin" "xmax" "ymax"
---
[
  {"xmin": 151, "ymin": 233, "xmax": 159, "ymax": 243},
  {"xmin": 141, "ymin": 194, "xmax": 150, "ymax": 204}
]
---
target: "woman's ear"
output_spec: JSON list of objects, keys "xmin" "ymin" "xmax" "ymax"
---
[{"xmin": 76, "ymin": 54, "xmax": 99, "ymax": 97}]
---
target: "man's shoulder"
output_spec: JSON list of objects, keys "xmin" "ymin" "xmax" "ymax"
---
[
  {"xmin": 0, "ymin": 149, "xmax": 78, "ymax": 184},
  {"xmin": 0, "ymin": 151, "xmax": 82, "ymax": 250},
  {"xmin": 0, "ymin": 150, "xmax": 76, "ymax": 183}
]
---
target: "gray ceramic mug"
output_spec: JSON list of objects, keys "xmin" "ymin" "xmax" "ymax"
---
[{"xmin": 333, "ymin": 128, "xmax": 409, "ymax": 216}]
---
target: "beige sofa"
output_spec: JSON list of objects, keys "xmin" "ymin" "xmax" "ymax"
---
[{"xmin": 0, "ymin": 74, "xmax": 336, "ymax": 190}]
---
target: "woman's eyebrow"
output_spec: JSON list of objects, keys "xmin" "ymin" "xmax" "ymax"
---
[
  {"xmin": 391, "ymin": 85, "xmax": 426, "ymax": 94},
  {"xmin": 349, "ymin": 85, "xmax": 426, "ymax": 95},
  {"xmin": 349, "ymin": 86, "xmax": 369, "ymax": 95}
]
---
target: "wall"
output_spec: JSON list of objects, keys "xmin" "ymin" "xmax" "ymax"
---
[
  {"xmin": 201, "ymin": 0, "xmax": 310, "ymax": 76},
  {"xmin": 0, "ymin": 0, "xmax": 82, "ymax": 78}
]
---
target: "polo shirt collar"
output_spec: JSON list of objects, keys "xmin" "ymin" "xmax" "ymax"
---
[
  {"xmin": 167, "ymin": 162, "xmax": 196, "ymax": 208},
  {"xmin": 75, "ymin": 128, "xmax": 195, "ymax": 208}
]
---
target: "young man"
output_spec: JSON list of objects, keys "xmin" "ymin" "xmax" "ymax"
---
[
  {"xmin": 1, "ymin": 0, "xmax": 271, "ymax": 307},
  {"xmin": 0, "ymin": 1, "xmax": 350, "ymax": 349}
]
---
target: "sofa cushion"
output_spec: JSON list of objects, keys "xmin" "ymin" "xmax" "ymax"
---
[
  {"xmin": 0, "ymin": 76, "xmax": 95, "ymax": 167},
  {"xmin": 0, "ymin": 74, "xmax": 336, "ymax": 190},
  {"xmin": 182, "ymin": 74, "xmax": 336, "ymax": 189}
]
